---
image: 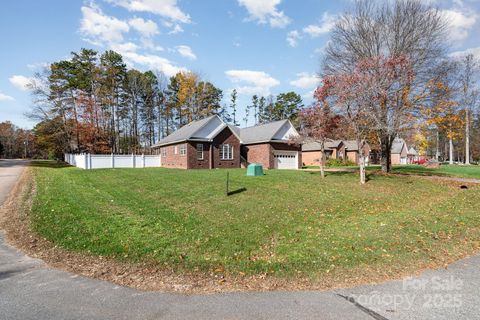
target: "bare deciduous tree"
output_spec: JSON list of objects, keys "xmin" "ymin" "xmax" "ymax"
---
[
  {"xmin": 458, "ymin": 54, "xmax": 479, "ymax": 165},
  {"xmin": 322, "ymin": 0, "xmax": 448, "ymax": 172}
]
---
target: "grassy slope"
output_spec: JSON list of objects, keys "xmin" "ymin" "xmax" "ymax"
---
[
  {"xmin": 30, "ymin": 161, "xmax": 480, "ymax": 278},
  {"xmin": 392, "ymin": 165, "xmax": 480, "ymax": 179},
  {"xmin": 306, "ymin": 164, "xmax": 480, "ymax": 179}
]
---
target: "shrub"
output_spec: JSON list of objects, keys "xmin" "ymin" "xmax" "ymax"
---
[{"xmin": 326, "ymin": 158, "xmax": 356, "ymax": 167}]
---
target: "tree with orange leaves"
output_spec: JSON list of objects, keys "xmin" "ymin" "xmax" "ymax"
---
[{"xmin": 424, "ymin": 81, "xmax": 464, "ymax": 164}]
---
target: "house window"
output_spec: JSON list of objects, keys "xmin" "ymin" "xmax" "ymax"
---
[
  {"xmin": 161, "ymin": 148, "xmax": 167, "ymax": 157},
  {"xmin": 219, "ymin": 144, "xmax": 233, "ymax": 160},
  {"xmin": 197, "ymin": 144, "xmax": 204, "ymax": 160},
  {"xmin": 174, "ymin": 146, "xmax": 178, "ymax": 155},
  {"xmin": 179, "ymin": 144, "xmax": 187, "ymax": 156}
]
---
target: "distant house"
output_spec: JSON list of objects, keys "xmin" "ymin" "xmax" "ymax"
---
[
  {"xmin": 151, "ymin": 115, "xmax": 301, "ymax": 170},
  {"xmin": 407, "ymin": 147, "xmax": 419, "ymax": 163},
  {"xmin": 301, "ymin": 139, "xmax": 370, "ymax": 166},
  {"xmin": 391, "ymin": 138, "xmax": 409, "ymax": 165},
  {"xmin": 301, "ymin": 139, "xmax": 343, "ymax": 166},
  {"xmin": 340, "ymin": 140, "xmax": 371, "ymax": 165}
]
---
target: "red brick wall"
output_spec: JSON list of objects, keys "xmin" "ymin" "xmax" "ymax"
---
[
  {"xmin": 244, "ymin": 142, "xmax": 302, "ymax": 169},
  {"xmin": 187, "ymin": 142, "xmax": 211, "ymax": 169},
  {"xmin": 211, "ymin": 127, "xmax": 241, "ymax": 169},
  {"xmin": 158, "ymin": 127, "xmax": 240, "ymax": 170},
  {"xmin": 160, "ymin": 144, "xmax": 188, "ymax": 169},
  {"xmin": 244, "ymin": 143, "xmax": 273, "ymax": 169},
  {"xmin": 302, "ymin": 151, "xmax": 321, "ymax": 166}
]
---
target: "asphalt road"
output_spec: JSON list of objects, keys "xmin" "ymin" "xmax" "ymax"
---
[{"xmin": 0, "ymin": 159, "xmax": 478, "ymax": 319}]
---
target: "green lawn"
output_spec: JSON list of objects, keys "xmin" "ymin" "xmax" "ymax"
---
[
  {"xmin": 29, "ymin": 161, "xmax": 480, "ymax": 279},
  {"xmin": 391, "ymin": 164, "xmax": 480, "ymax": 179},
  {"xmin": 306, "ymin": 164, "xmax": 480, "ymax": 179}
]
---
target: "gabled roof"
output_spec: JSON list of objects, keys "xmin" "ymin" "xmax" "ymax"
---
[
  {"xmin": 342, "ymin": 140, "xmax": 360, "ymax": 151},
  {"xmin": 227, "ymin": 124, "xmax": 241, "ymax": 138},
  {"xmin": 326, "ymin": 140, "xmax": 343, "ymax": 149},
  {"xmin": 152, "ymin": 116, "xmax": 297, "ymax": 147},
  {"xmin": 302, "ymin": 139, "xmax": 370, "ymax": 152},
  {"xmin": 239, "ymin": 119, "xmax": 297, "ymax": 144},
  {"xmin": 152, "ymin": 115, "xmax": 223, "ymax": 147},
  {"xmin": 302, "ymin": 139, "xmax": 342, "ymax": 152},
  {"xmin": 408, "ymin": 147, "xmax": 419, "ymax": 156},
  {"xmin": 391, "ymin": 138, "xmax": 407, "ymax": 154}
]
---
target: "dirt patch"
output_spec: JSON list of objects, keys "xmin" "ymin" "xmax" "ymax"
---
[{"xmin": 1, "ymin": 167, "xmax": 479, "ymax": 294}]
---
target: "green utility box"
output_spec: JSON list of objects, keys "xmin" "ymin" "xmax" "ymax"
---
[{"xmin": 246, "ymin": 163, "xmax": 264, "ymax": 176}]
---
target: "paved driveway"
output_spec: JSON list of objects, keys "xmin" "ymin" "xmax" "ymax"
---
[{"xmin": 0, "ymin": 159, "xmax": 477, "ymax": 319}]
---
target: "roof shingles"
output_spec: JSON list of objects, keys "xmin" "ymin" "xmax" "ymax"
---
[
  {"xmin": 153, "ymin": 116, "xmax": 296, "ymax": 147},
  {"xmin": 152, "ymin": 115, "xmax": 218, "ymax": 147},
  {"xmin": 239, "ymin": 120, "xmax": 290, "ymax": 144}
]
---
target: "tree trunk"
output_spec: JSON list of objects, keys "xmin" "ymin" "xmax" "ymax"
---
[
  {"xmin": 435, "ymin": 129, "xmax": 440, "ymax": 161},
  {"xmin": 319, "ymin": 146, "xmax": 326, "ymax": 179},
  {"xmin": 357, "ymin": 139, "xmax": 366, "ymax": 184},
  {"xmin": 465, "ymin": 108, "xmax": 470, "ymax": 165},
  {"xmin": 359, "ymin": 154, "xmax": 366, "ymax": 184},
  {"xmin": 449, "ymin": 138, "xmax": 454, "ymax": 165},
  {"xmin": 380, "ymin": 134, "xmax": 393, "ymax": 173}
]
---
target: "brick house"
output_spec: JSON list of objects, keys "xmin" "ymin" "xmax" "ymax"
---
[
  {"xmin": 152, "ymin": 115, "xmax": 301, "ymax": 169},
  {"xmin": 239, "ymin": 120, "xmax": 302, "ymax": 169},
  {"xmin": 340, "ymin": 140, "xmax": 371, "ymax": 165},
  {"xmin": 391, "ymin": 138, "xmax": 409, "ymax": 165},
  {"xmin": 301, "ymin": 140, "xmax": 343, "ymax": 166},
  {"xmin": 301, "ymin": 139, "xmax": 371, "ymax": 166}
]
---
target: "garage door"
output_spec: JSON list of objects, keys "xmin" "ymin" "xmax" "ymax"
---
[{"xmin": 274, "ymin": 151, "xmax": 298, "ymax": 169}]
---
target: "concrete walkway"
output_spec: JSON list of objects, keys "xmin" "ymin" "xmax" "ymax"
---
[{"xmin": 0, "ymin": 159, "xmax": 477, "ymax": 319}]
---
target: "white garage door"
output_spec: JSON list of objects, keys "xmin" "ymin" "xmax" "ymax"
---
[{"xmin": 274, "ymin": 151, "xmax": 298, "ymax": 169}]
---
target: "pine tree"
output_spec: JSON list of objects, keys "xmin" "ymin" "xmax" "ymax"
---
[
  {"xmin": 251, "ymin": 95, "xmax": 259, "ymax": 125},
  {"xmin": 230, "ymin": 89, "xmax": 239, "ymax": 126}
]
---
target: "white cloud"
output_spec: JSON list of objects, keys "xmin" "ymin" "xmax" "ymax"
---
[
  {"xmin": 128, "ymin": 17, "xmax": 160, "ymax": 49},
  {"xmin": 80, "ymin": 4, "xmax": 130, "ymax": 45},
  {"xmin": 176, "ymin": 45, "xmax": 197, "ymax": 60},
  {"xmin": 79, "ymin": 4, "xmax": 183, "ymax": 76},
  {"xmin": 290, "ymin": 72, "xmax": 320, "ymax": 89},
  {"xmin": 287, "ymin": 12, "xmax": 335, "ymax": 47},
  {"xmin": 238, "ymin": 0, "xmax": 291, "ymax": 28},
  {"xmin": 26, "ymin": 62, "xmax": 49, "ymax": 70},
  {"xmin": 9, "ymin": 75, "xmax": 33, "ymax": 91},
  {"xmin": 225, "ymin": 69, "xmax": 280, "ymax": 96},
  {"xmin": 303, "ymin": 12, "xmax": 336, "ymax": 37},
  {"xmin": 0, "ymin": 91, "xmax": 14, "ymax": 102},
  {"xmin": 168, "ymin": 24, "xmax": 184, "ymax": 34},
  {"xmin": 450, "ymin": 46, "xmax": 480, "ymax": 60},
  {"xmin": 111, "ymin": 42, "xmax": 139, "ymax": 53},
  {"xmin": 108, "ymin": 0, "xmax": 191, "ymax": 23},
  {"xmin": 128, "ymin": 17, "xmax": 159, "ymax": 38},
  {"xmin": 440, "ymin": 8, "xmax": 477, "ymax": 43},
  {"xmin": 286, "ymin": 30, "xmax": 301, "ymax": 47},
  {"xmin": 120, "ymin": 51, "xmax": 185, "ymax": 77}
]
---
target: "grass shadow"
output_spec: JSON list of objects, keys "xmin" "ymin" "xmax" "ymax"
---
[
  {"xmin": 227, "ymin": 187, "xmax": 247, "ymax": 196},
  {"xmin": 305, "ymin": 171, "xmax": 355, "ymax": 177}
]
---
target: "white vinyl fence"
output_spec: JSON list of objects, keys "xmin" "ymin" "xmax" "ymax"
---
[{"xmin": 64, "ymin": 153, "xmax": 161, "ymax": 169}]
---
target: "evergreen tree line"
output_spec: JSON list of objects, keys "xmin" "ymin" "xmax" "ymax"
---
[{"xmin": 29, "ymin": 48, "xmax": 304, "ymax": 157}]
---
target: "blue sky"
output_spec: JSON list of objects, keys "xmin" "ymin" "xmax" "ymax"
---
[{"xmin": 1, "ymin": 0, "xmax": 479, "ymax": 129}]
